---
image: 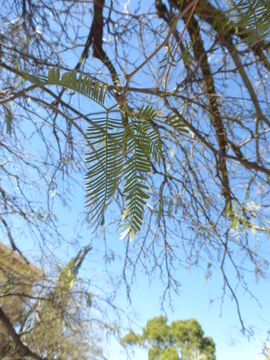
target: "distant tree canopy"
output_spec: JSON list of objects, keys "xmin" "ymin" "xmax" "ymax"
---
[{"xmin": 121, "ymin": 316, "xmax": 216, "ymax": 360}]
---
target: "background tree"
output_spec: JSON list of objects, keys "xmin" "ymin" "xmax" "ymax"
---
[
  {"xmin": 0, "ymin": 0, "xmax": 269, "ymax": 346},
  {"xmin": 0, "ymin": 244, "xmax": 106, "ymax": 359},
  {"xmin": 0, "ymin": 242, "xmax": 44, "ymax": 357},
  {"xmin": 263, "ymin": 346, "xmax": 270, "ymax": 360},
  {"xmin": 121, "ymin": 316, "xmax": 216, "ymax": 360},
  {"xmin": 262, "ymin": 332, "xmax": 270, "ymax": 360}
]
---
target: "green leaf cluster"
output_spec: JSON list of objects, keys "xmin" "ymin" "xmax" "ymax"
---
[{"xmin": 230, "ymin": 0, "xmax": 270, "ymax": 45}]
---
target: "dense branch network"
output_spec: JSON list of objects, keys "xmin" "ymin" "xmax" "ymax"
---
[{"xmin": 0, "ymin": 0, "xmax": 269, "ymax": 338}]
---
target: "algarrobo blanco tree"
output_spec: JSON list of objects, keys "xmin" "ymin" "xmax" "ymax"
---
[{"xmin": 0, "ymin": 0, "xmax": 269, "ymax": 346}]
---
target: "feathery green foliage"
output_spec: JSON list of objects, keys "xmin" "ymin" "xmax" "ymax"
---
[
  {"xmin": 20, "ymin": 68, "xmax": 185, "ymax": 239},
  {"xmin": 22, "ymin": 67, "xmax": 107, "ymax": 106},
  {"xmin": 230, "ymin": 0, "xmax": 270, "ymax": 44},
  {"xmin": 86, "ymin": 111, "xmax": 125, "ymax": 225},
  {"xmin": 121, "ymin": 105, "xmax": 163, "ymax": 240},
  {"xmin": 166, "ymin": 113, "xmax": 189, "ymax": 134},
  {"xmin": 3, "ymin": 103, "xmax": 12, "ymax": 134}
]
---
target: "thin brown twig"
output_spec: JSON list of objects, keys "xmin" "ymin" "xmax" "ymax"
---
[
  {"xmin": 0, "ymin": 84, "xmax": 38, "ymax": 104},
  {"xmin": 0, "ymin": 216, "xmax": 29, "ymax": 264},
  {"xmin": 124, "ymin": 0, "xmax": 198, "ymax": 91},
  {"xmin": 164, "ymin": 0, "xmax": 199, "ymax": 99}
]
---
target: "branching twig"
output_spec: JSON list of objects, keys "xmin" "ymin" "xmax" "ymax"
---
[
  {"xmin": 124, "ymin": 0, "xmax": 198, "ymax": 90},
  {"xmin": 164, "ymin": 0, "xmax": 199, "ymax": 98}
]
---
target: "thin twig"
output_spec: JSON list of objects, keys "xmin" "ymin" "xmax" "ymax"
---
[
  {"xmin": 0, "ymin": 216, "xmax": 29, "ymax": 264},
  {"xmin": 124, "ymin": 0, "xmax": 198, "ymax": 90},
  {"xmin": 164, "ymin": 0, "xmax": 199, "ymax": 99}
]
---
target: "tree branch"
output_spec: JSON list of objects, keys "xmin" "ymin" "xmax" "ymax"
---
[
  {"xmin": 185, "ymin": 13, "xmax": 233, "ymax": 211},
  {"xmin": 0, "ymin": 307, "xmax": 45, "ymax": 360}
]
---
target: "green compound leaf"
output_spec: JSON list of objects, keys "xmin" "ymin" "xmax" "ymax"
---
[
  {"xmin": 3, "ymin": 103, "xmax": 12, "ymax": 134},
  {"xmin": 21, "ymin": 67, "xmax": 107, "ymax": 106},
  {"xmin": 121, "ymin": 106, "xmax": 163, "ymax": 240},
  {"xmin": 165, "ymin": 113, "xmax": 189, "ymax": 133},
  {"xmin": 230, "ymin": 0, "xmax": 270, "ymax": 45},
  {"xmin": 85, "ymin": 112, "xmax": 124, "ymax": 225}
]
